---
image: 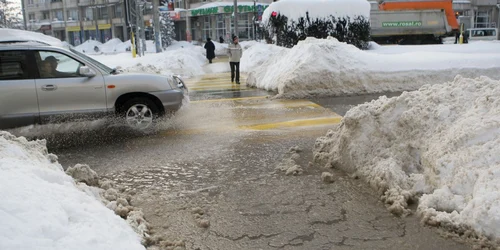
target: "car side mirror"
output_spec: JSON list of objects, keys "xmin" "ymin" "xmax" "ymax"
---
[{"xmin": 79, "ymin": 66, "xmax": 96, "ymax": 77}]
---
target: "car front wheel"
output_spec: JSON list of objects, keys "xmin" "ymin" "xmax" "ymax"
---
[{"xmin": 121, "ymin": 97, "xmax": 160, "ymax": 130}]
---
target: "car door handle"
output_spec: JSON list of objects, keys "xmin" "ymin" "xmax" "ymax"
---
[{"xmin": 41, "ymin": 85, "xmax": 57, "ymax": 91}]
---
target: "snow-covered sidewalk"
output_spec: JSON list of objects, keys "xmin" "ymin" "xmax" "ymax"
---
[
  {"xmin": 0, "ymin": 132, "xmax": 145, "ymax": 250},
  {"xmin": 243, "ymin": 37, "xmax": 500, "ymax": 98},
  {"xmin": 313, "ymin": 75, "xmax": 500, "ymax": 244}
]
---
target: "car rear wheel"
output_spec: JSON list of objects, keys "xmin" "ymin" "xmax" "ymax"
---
[{"xmin": 121, "ymin": 97, "xmax": 160, "ymax": 130}]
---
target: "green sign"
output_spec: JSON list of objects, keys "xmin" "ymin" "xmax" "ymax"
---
[
  {"xmin": 191, "ymin": 7, "xmax": 218, "ymax": 16},
  {"xmin": 191, "ymin": 5, "xmax": 268, "ymax": 16},
  {"xmin": 382, "ymin": 21, "xmax": 422, "ymax": 27},
  {"xmin": 223, "ymin": 5, "xmax": 268, "ymax": 13}
]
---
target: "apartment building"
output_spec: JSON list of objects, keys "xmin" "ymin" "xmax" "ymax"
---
[
  {"xmin": 24, "ymin": 0, "xmax": 131, "ymax": 45},
  {"xmin": 22, "ymin": 0, "xmax": 273, "ymax": 45}
]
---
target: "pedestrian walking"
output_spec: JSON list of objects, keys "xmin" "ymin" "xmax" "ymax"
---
[
  {"xmin": 228, "ymin": 35, "xmax": 243, "ymax": 84},
  {"xmin": 219, "ymin": 36, "xmax": 224, "ymax": 44},
  {"xmin": 204, "ymin": 37, "xmax": 216, "ymax": 64}
]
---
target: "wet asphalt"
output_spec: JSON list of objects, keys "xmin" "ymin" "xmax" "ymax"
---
[{"xmin": 8, "ymin": 61, "xmax": 474, "ymax": 250}]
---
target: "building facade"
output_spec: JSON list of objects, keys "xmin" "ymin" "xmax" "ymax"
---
[
  {"xmin": 24, "ymin": 0, "xmax": 131, "ymax": 45},
  {"xmin": 453, "ymin": 0, "xmax": 500, "ymax": 30},
  {"xmin": 187, "ymin": 0, "xmax": 273, "ymax": 42}
]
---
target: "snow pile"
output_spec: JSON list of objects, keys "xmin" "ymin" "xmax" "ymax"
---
[
  {"xmin": 99, "ymin": 38, "xmax": 124, "ymax": 54},
  {"xmin": 262, "ymin": 0, "xmax": 370, "ymax": 25},
  {"xmin": 0, "ymin": 132, "xmax": 145, "ymax": 250},
  {"xmin": 212, "ymin": 41, "xmax": 228, "ymax": 56},
  {"xmin": 240, "ymin": 42, "xmax": 288, "ymax": 72},
  {"xmin": 165, "ymin": 40, "xmax": 197, "ymax": 51},
  {"xmin": 92, "ymin": 45, "xmax": 206, "ymax": 77},
  {"xmin": 245, "ymin": 37, "xmax": 500, "ymax": 98},
  {"xmin": 74, "ymin": 39, "xmax": 103, "ymax": 54},
  {"xmin": 115, "ymin": 39, "xmax": 132, "ymax": 52},
  {"xmin": 240, "ymin": 40, "xmax": 261, "ymax": 50},
  {"xmin": 0, "ymin": 28, "xmax": 65, "ymax": 47},
  {"xmin": 313, "ymin": 76, "xmax": 500, "ymax": 242}
]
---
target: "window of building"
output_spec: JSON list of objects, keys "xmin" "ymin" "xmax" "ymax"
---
[
  {"xmin": 50, "ymin": 0, "xmax": 62, "ymax": 3},
  {"xmin": 475, "ymin": 10, "xmax": 491, "ymax": 28},
  {"xmin": 97, "ymin": 7, "xmax": 108, "ymax": 19},
  {"xmin": 67, "ymin": 9, "xmax": 79, "ymax": 21},
  {"xmin": 113, "ymin": 5, "xmax": 123, "ymax": 18},
  {"xmin": 174, "ymin": 0, "xmax": 183, "ymax": 8},
  {"xmin": 230, "ymin": 13, "xmax": 252, "ymax": 39},
  {"xmin": 42, "ymin": 11, "xmax": 50, "ymax": 20},
  {"xmin": 216, "ymin": 14, "xmax": 226, "ymax": 41},
  {"xmin": 85, "ymin": 8, "xmax": 94, "ymax": 20},
  {"xmin": 28, "ymin": 13, "xmax": 35, "ymax": 21},
  {"xmin": 54, "ymin": 9, "xmax": 63, "ymax": 21},
  {"xmin": 203, "ymin": 16, "xmax": 212, "ymax": 40},
  {"xmin": 28, "ymin": 0, "xmax": 34, "ymax": 5}
]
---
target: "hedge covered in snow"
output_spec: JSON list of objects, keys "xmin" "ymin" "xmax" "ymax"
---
[{"xmin": 261, "ymin": 0, "xmax": 371, "ymax": 49}]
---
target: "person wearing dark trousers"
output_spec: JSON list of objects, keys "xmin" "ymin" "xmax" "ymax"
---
[
  {"xmin": 228, "ymin": 35, "xmax": 243, "ymax": 84},
  {"xmin": 219, "ymin": 36, "xmax": 224, "ymax": 44},
  {"xmin": 204, "ymin": 37, "xmax": 216, "ymax": 63}
]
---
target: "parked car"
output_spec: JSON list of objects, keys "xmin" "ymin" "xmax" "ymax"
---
[{"xmin": 0, "ymin": 41, "xmax": 187, "ymax": 130}]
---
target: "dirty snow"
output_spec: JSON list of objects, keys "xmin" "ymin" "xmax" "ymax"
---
[
  {"xmin": 262, "ymin": 0, "xmax": 370, "ymax": 25},
  {"xmin": 0, "ymin": 132, "xmax": 145, "ymax": 250},
  {"xmin": 245, "ymin": 37, "xmax": 500, "ymax": 98},
  {"xmin": 313, "ymin": 75, "xmax": 500, "ymax": 242}
]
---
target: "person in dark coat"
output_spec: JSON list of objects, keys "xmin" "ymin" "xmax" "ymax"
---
[
  {"xmin": 204, "ymin": 37, "xmax": 216, "ymax": 63},
  {"xmin": 219, "ymin": 36, "xmax": 224, "ymax": 43}
]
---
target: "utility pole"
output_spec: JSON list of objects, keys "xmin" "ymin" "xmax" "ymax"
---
[
  {"xmin": 253, "ymin": 0, "xmax": 256, "ymax": 40},
  {"xmin": 21, "ymin": 0, "xmax": 27, "ymax": 29},
  {"xmin": 135, "ymin": 1, "xmax": 142, "ymax": 56},
  {"xmin": 185, "ymin": 0, "xmax": 191, "ymax": 42},
  {"xmin": 233, "ymin": 0, "xmax": 238, "ymax": 38},
  {"xmin": 153, "ymin": 0, "xmax": 161, "ymax": 52},
  {"xmin": 139, "ymin": 3, "xmax": 146, "ymax": 53}
]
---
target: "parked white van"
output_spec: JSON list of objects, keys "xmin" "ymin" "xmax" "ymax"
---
[{"xmin": 467, "ymin": 28, "xmax": 498, "ymax": 41}]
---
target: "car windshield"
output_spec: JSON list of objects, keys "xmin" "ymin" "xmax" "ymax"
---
[{"xmin": 69, "ymin": 48, "xmax": 114, "ymax": 74}]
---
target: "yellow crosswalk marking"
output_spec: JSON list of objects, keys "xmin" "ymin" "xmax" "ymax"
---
[{"xmin": 240, "ymin": 117, "xmax": 342, "ymax": 130}]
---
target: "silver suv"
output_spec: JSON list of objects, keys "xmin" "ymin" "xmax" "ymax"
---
[{"xmin": 0, "ymin": 41, "xmax": 187, "ymax": 130}]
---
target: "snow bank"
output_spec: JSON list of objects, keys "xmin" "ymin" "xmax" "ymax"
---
[
  {"xmin": 240, "ymin": 42, "xmax": 288, "ymax": 72},
  {"xmin": 74, "ymin": 39, "xmax": 103, "ymax": 54},
  {"xmin": 313, "ymin": 76, "xmax": 500, "ymax": 242},
  {"xmin": 99, "ymin": 38, "xmax": 124, "ymax": 54},
  {"xmin": 0, "ymin": 28, "xmax": 65, "ymax": 47},
  {"xmin": 0, "ymin": 132, "xmax": 145, "ymax": 250},
  {"xmin": 262, "ymin": 0, "xmax": 370, "ymax": 25},
  {"xmin": 246, "ymin": 37, "xmax": 500, "ymax": 98},
  {"xmin": 91, "ymin": 45, "xmax": 206, "ymax": 77}
]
